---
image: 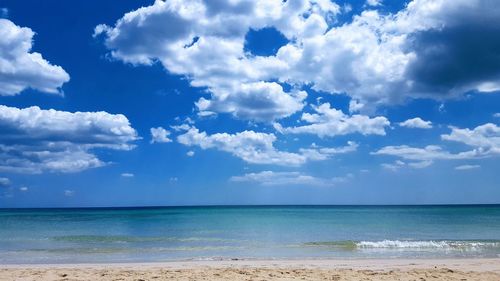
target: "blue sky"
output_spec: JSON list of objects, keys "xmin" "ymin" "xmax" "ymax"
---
[{"xmin": 0, "ymin": 0, "xmax": 499, "ymax": 207}]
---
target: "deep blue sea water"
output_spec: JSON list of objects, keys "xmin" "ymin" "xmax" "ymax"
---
[{"xmin": 1, "ymin": 205, "xmax": 500, "ymax": 264}]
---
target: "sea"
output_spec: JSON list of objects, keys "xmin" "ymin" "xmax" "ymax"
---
[{"xmin": 1, "ymin": 205, "xmax": 499, "ymax": 264}]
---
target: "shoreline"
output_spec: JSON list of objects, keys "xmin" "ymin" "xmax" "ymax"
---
[{"xmin": 2, "ymin": 257, "xmax": 500, "ymax": 270}]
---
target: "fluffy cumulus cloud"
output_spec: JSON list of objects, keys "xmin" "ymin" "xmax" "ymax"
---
[
  {"xmin": 274, "ymin": 103, "xmax": 390, "ymax": 138},
  {"xmin": 374, "ymin": 123, "xmax": 500, "ymax": 168},
  {"xmin": 94, "ymin": 0, "xmax": 341, "ymax": 122},
  {"xmin": 0, "ymin": 19, "xmax": 69, "ymax": 96},
  {"xmin": 176, "ymin": 126, "xmax": 356, "ymax": 166},
  {"xmin": 399, "ymin": 117, "xmax": 432, "ymax": 129},
  {"xmin": 96, "ymin": 0, "xmax": 500, "ymax": 115},
  {"xmin": 150, "ymin": 127, "xmax": 172, "ymax": 143},
  {"xmin": 279, "ymin": 0, "xmax": 500, "ymax": 107},
  {"xmin": 196, "ymin": 82, "xmax": 306, "ymax": 121},
  {"xmin": 0, "ymin": 105, "xmax": 138, "ymax": 173},
  {"xmin": 230, "ymin": 170, "xmax": 351, "ymax": 187}
]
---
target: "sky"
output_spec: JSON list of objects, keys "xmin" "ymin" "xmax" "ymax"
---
[{"xmin": 0, "ymin": 0, "xmax": 499, "ymax": 207}]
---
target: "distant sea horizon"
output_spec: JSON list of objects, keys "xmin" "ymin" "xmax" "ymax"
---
[
  {"xmin": 3, "ymin": 203, "xmax": 500, "ymax": 210},
  {"xmin": 1, "ymin": 205, "xmax": 500, "ymax": 264}
]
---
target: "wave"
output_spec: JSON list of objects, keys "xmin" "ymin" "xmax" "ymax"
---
[{"xmin": 305, "ymin": 240, "xmax": 500, "ymax": 250}]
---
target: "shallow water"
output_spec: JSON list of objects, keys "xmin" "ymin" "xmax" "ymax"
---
[{"xmin": 1, "ymin": 205, "xmax": 500, "ymax": 263}]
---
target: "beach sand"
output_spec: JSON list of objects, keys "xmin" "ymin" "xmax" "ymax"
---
[{"xmin": 1, "ymin": 258, "xmax": 499, "ymax": 280}]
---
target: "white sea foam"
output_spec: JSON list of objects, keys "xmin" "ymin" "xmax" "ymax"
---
[{"xmin": 356, "ymin": 240, "xmax": 500, "ymax": 250}]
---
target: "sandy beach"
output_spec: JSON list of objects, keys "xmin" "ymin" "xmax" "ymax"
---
[{"xmin": 1, "ymin": 258, "xmax": 500, "ymax": 281}]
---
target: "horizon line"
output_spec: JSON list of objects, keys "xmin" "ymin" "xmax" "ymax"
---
[{"xmin": 1, "ymin": 203, "xmax": 500, "ymax": 210}]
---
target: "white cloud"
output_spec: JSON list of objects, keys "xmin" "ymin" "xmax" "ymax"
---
[
  {"xmin": 121, "ymin": 173, "xmax": 134, "ymax": 177},
  {"xmin": 348, "ymin": 99, "xmax": 365, "ymax": 113},
  {"xmin": 196, "ymin": 82, "xmax": 306, "ymax": 122},
  {"xmin": 0, "ymin": 177, "xmax": 10, "ymax": 187},
  {"xmin": 150, "ymin": 127, "xmax": 172, "ymax": 143},
  {"xmin": 399, "ymin": 117, "xmax": 432, "ymax": 129},
  {"xmin": 0, "ymin": 19, "xmax": 69, "ymax": 96},
  {"xmin": 381, "ymin": 159, "xmax": 432, "ymax": 171},
  {"xmin": 441, "ymin": 123, "xmax": 500, "ymax": 155},
  {"xmin": 64, "ymin": 190, "xmax": 75, "ymax": 197},
  {"xmin": 374, "ymin": 123, "xmax": 500, "ymax": 167},
  {"xmin": 186, "ymin": 150, "xmax": 195, "ymax": 157},
  {"xmin": 274, "ymin": 103, "xmax": 390, "ymax": 138},
  {"xmin": 19, "ymin": 186, "xmax": 28, "ymax": 192},
  {"xmin": 279, "ymin": 0, "xmax": 500, "ymax": 108},
  {"xmin": 374, "ymin": 145, "xmax": 475, "ymax": 162},
  {"xmin": 94, "ymin": 0, "xmax": 341, "ymax": 122},
  {"xmin": 342, "ymin": 3, "xmax": 353, "ymax": 14},
  {"xmin": 95, "ymin": 0, "xmax": 500, "ymax": 116},
  {"xmin": 455, "ymin": 164, "xmax": 480, "ymax": 170},
  {"xmin": 176, "ymin": 126, "xmax": 356, "ymax": 166},
  {"xmin": 408, "ymin": 160, "xmax": 433, "ymax": 169},
  {"xmin": 298, "ymin": 141, "xmax": 358, "ymax": 161},
  {"xmin": 230, "ymin": 170, "xmax": 351, "ymax": 187},
  {"xmin": 365, "ymin": 0, "xmax": 382, "ymax": 7},
  {"xmin": 381, "ymin": 160, "xmax": 405, "ymax": 171},
  {"xmin": 0, "ymin": 105, "xmax": 138, "ymax": 173},
  {"xmin": 493, "ymin": 113, "xmax": 500, "ymax": 118}
]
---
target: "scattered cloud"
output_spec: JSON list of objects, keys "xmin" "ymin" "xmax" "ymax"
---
[
  {"xmin": 19, "ymin": 186, "xmax": 28, "ymax": 192},
  {"xmin": 374, "ymin": 145, "xmax": 474, "ymax": 163},
  {"xmin": 150, "ymin": 127, "xmax": 172, "ymax": 143},
  {"xmin": 381, "ymin": 159, "xmax": 432, "ymax": 171},
  {"xmin": 455, "ymin": 164, "xmax": 480, "ymax": 170},
  {"xmin": 0, "ymin": 177, "xmax": 10, "ymax": 187},
  {"xmin": 274, "ymin": 103, "xmax": 390, "ymax": 138},
  {"xmin": 121, "ymin": 173, "xmax": 134, "ymax": 177},
  {"xmin": 0, "ymin": 8, "xmax": 8, "ymax": 18},
  {"xmin": 399, "ymin": 117, "xmax": 432, "ymax": 129},
  {"xmin": 0, "ymin": 105, "xmax": 138, "ymax": 173},
  {"xmin": 342, "ymin": 3, "xmax": 353, "ymax": 14},
  {"xmin": 374, "ymin": 123, "xmax": 500, "ymax": 167},
  {"xmin": 177, "ymin": 126, "xmax": 357, "ymax": 166},
  {"xmin": 64, "ymin": 190, "xmax": 75, "ymax": 197},
  {"xmin": 365, "ymin": 0, "xmax": 382, "ymax": 7},
  {"xmin": 439, "ymin": 104, "xmax": 446, "ymax": 113},
  {"xmin": 186, "ymin": 150, "xmax": 195, "ymax": 157},
  {"xmin": 230, "ymin": 171, "xmax": 351, "ymax": 187},
  {"xmin": 298, "ymin": 141, "xmax": 358, "ymax": 161},
  {"xmin": 493, "ymin": 113, "xmax": 500, "ymax": 118},
  {"xmin": 441, "ymin": 123, "xmax": 500, "ymax": 155},
  {"xmin": 0, "ymin": 19, "xmax": 69, "ymax": 96}
]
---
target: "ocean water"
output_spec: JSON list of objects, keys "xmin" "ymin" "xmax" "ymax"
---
[{"xmin": 1, "ymin": 205, "xmax": 500, "ymax": 264}]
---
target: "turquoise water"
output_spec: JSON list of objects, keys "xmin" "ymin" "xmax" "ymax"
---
[{"xmin": 1, "ymin": 205, "xmax": 500, "ymax": 264}]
